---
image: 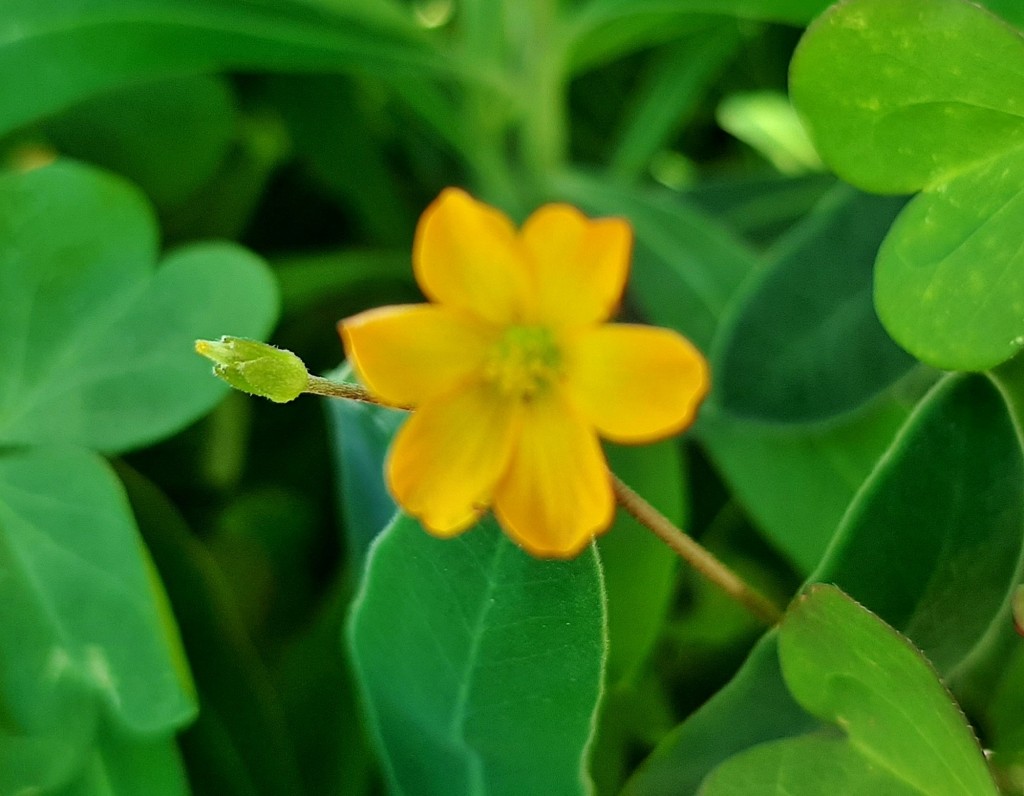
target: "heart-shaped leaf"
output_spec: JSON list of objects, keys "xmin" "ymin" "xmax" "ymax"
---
[
  {"xmin": 348, "ymin": 515, "xmax": 606, "ymax": 796},
  {"xmin": 700, "ymin": 586, "xmax": 999, "ymax": 795},
  {"xmin": 627, "ymin": 374, "xmax": 1024, "ymax": 791},
  {"xmin": 0, "ymin": 447, "xmax": 196, "ymax": 746},
  {"xmin": 0, "ymin": 160, "xmax": 278, "ymax": 453},
  {"xmin": 790, "ymin": 0, "xmax": 1024, "ymax": 370}
]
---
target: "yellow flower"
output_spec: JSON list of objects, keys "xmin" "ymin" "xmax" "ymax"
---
[{"xmin": 339, "ymin": 188, "xmax": 709, "ymax": 558}]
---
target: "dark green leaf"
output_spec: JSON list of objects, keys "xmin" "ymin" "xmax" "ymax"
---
[
  {"xmin": 712, "ymin": 187, "xmax": 914, "ymax": 422},
  {"xmin": 600, "ymin": 441, "xmax": 684, "ymax": 685},
  {"xmin": 0, "ymin": 160, "xmax": 278, "ymax": 453},
  {"xmin": 557, "ymin": 171, "xmax": 758, "ymax": 351},
  {"xmin": 0, "ymin": 0, "xmax": 450, "ymax": 138},
  {"xmin": 349, "ymin": 515, "xmax": 606, "ymax": 796},
  {"xmin": 118, "ymin": 464, "xmax": 305, "ymax": 796},
  {"xmin": 699, "ymin": 399, "xmax": 907, "ymax": 572},
  {"xmin": 41, "ymin": 75, "xmax": 236, "ymax": 207}
]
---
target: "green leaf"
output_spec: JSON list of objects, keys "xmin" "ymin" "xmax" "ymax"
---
[
  {"xmin": 699, "ymin": 399, "xmax": 908, "ymax": 572},
  {"xmin": 0, "ymin": 447, "xmax": 195, "ymax": 752},
  {"xmin": 0, "ymin": 0, "xmax": 450, "ymax": 138},
  {"xmin": 40, "ymin": 75, "xmax": 237, "ymax": 208},
  {"xmin": 699, "ymin": 735, "xmax": 919, "ymax": 795},
  {"xmin": 627, "ymin": 374, "xmax": 1024, "ymax": 791},
  {"xmin": 600, "ymin": 441, "xmax": 684, "ymax": 685},
  {"xmin": 566, "ymin": 0, "xmax": 832, "ymax": 72},
  {"xmin": 711, "ymin": 187, "xmax": 914, "ymax": 423},
  {"xmin": 817, "ymin": 375, "xmax": 1024, "ymax": 673},
  {"xmin": 790, "ymin": 0, "xmax": 1024, "ymax": 370},
  {"xmin": 0, "ymin": 160, "xmax": 278, "ymax": 453},
  {"xmin": 323, "ymin": 364, "xmax": 404, "ymax": 563},
  {"xmin": 776, "ymin": 585, "xmax": 996, "ymax": 796},
  {"xmin": 624, "ymin": 634, "xmax": 819, "ymax": 796},
  {"xmin": 702, "ymin": 613, "xmax": 1000, "ymax": 796},
  {"xmin": 118, "ymin": 464, "xmax": 305, "ymax": 796},
  {"xmin": 60, "ymin": 729, "xmax": 192, "ymax": 796},
  {"xmin": 349, "ymin": 515, "xmax": 606, "ymax": 796},
  {"xmin": 608, "ymin": 24, "xmax": 742, "ymax": 181}
]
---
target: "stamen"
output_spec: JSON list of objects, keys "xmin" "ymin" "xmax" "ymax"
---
[{"xmin": 483, "ymin": 326, "xmax": 562, "ymax": 399}]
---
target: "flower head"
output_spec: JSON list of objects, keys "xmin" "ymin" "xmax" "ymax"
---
[{"xmin": 340, "ymin": 188, "xmax": 708, "ymax": 557}]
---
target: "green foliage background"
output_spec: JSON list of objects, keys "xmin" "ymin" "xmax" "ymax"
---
[{"xmin": 2, "ymin": 0, "xmax": 1023, "ymax": 793}]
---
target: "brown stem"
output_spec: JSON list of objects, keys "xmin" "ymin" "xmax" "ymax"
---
[
  {"xmin": 611, "ymin": 473, "xmax": 783, "ymax": 626},
  {"xmin": 304, "ymin": 375, "xmax": 409, "ymax": 409}
]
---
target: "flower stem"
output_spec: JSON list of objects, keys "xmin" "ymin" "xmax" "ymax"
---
[
  {"xmin": 304, "ymin": 375, "xmax": 405, "ymax": 408},
  {"xmin": 610, "ymin": 474, "xmax": 783, "ymax": 626}
]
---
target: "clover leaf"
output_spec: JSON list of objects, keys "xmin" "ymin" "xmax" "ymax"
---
[{"xmin": 790, "ymin": 0, "xmax": 1024, "ymax": 370}]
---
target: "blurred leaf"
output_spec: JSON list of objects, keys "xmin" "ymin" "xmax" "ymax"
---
[
  {"xmin": 349, "ymin": 515, "xmax": 606, "ymax": 796},
  {"xmin": 0, "ymin": 160, "xmax": 278, "ymax": 453},
  {"xmin": 685, "ymin": 173, "xmax": 836, "ymax": 249},
  {"xmin": 565, "ymin": 0, "xmax": 831, "ymax": 72},
  {"xmin": 711, "ymin": 187, "xmax": 914, "ymax": 423},
  {"xmin": 716, "ymin": 91, "xmax": 822, "ymax": 175},
  {"xmin": 609, "ymin": 24, "xmax": 742, "ymax": 180},
  {"xmin": 557, "ymin": 171, "xmax": 758, "ymax": 351},
  {"xmin": 274, "ymin": 250, "xmax": 414, "ymax": 317},
  {"xmin": 600, "ymin": 441, "xmax": 684, "ymax": 685},
  {"xmin": 701, "ymin": 585, "xmax": 998, "ymax": 796},
  {"xmin": 0, "ymin": 448, "xmax": 195, "ymax": 755},
  {"xmin": 323, "ymin": 364, "xmax": 404, "ymax": 563},
  {"xmin": 790, "ymin": 0, "xmax": 1024, "ymax": 370},
  {"xmin": 263, "ymin": 75, "xmax": 415, "ymax": 245},
  {"xmin": 118, "ymin": 464, "xmax": 304, "ymax": 796},
  {"xmin": 0, "ymin": 0, "xmax": 452, "ymax": 138},
  {"xmin": 41, "ymin": 75, "xmax": 236, "ymax": 208},
  {"xmin": 700, "ymin": 399, "xmax": 908, "ymax": 572},
  {"xmin": 60, "ymin": 728, "xmax": 192, "ymax": 796},
  {"xmin": 627, "ymin": 374, "xmax": 1024, "ymax": 791}
]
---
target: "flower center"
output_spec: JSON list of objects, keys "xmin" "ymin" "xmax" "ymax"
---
[{"xmin": 483, "ymin": 325, "xmax": 562, "ymax": 400}]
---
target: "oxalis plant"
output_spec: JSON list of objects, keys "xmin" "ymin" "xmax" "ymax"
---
[{"xmin": 3, "ymin": 0, "xmax": 1024, "ymax": 793}]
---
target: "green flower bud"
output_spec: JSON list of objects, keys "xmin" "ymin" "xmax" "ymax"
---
[{"xmin": 195, "ymin": 336, "xmax": 308, "ymax": 403}]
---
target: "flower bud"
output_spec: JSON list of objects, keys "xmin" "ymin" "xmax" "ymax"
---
[{"xmin": 195, "ymin": 336, "xmax": 308, "ymax": 403}]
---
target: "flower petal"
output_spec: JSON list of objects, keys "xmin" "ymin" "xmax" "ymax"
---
[
  {"xmin": 388, "ymin": 382, "xmax": 520, "ymax": 536},
  {"xmin": 493, "ymin": 393, "xmax": 614, "ymax": 557},
  {"xmin": 340, "ymin": 304, "xmax": 496, "ymax": 407},
  {"xmin": 565, "ymin": 324, "xmax": 709, "ymax": 444},
  {"xmin": 414, "ymin": 188, "xmax": 532, "ymax": 324},
  {"xmin": 521, "ymin": 204, "xmax": 632, "ymax": 326}
]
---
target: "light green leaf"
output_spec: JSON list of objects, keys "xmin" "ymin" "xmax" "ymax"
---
[
  {"xmin": 0, "ymin": 447, "xmax": 195, "ymax": 758},
  {"xmin": 349, "ymin": 515, "xmax": 606, "ymax": 796},
  {"xmin": 778, "ymin": 585, "xmax": 998, "ymax": 796},
  {"xmin": 711, "ymin": 187, "xmax": 914, "ymax": 423},
  {"xmin": 60, "ymin": 729, "xmax": 191, "ymax": 796},
  {"xmin": 699, "ymin": 735, "xmax": 918, "ymax": 795},
  {"xmin": 0, "ymin": 0, "xmax": 449, "ymax": 138},
  {"xmin": 0, "ymin": 160, "xmax": 278, "ymax": 453},
  {"xmin": 790, "ymin": 0, "xmax": 1024, "ymax": 370},
  {"xmin": 701, "ymin": 588, "xmax": 1000, "ymax": 794}
]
